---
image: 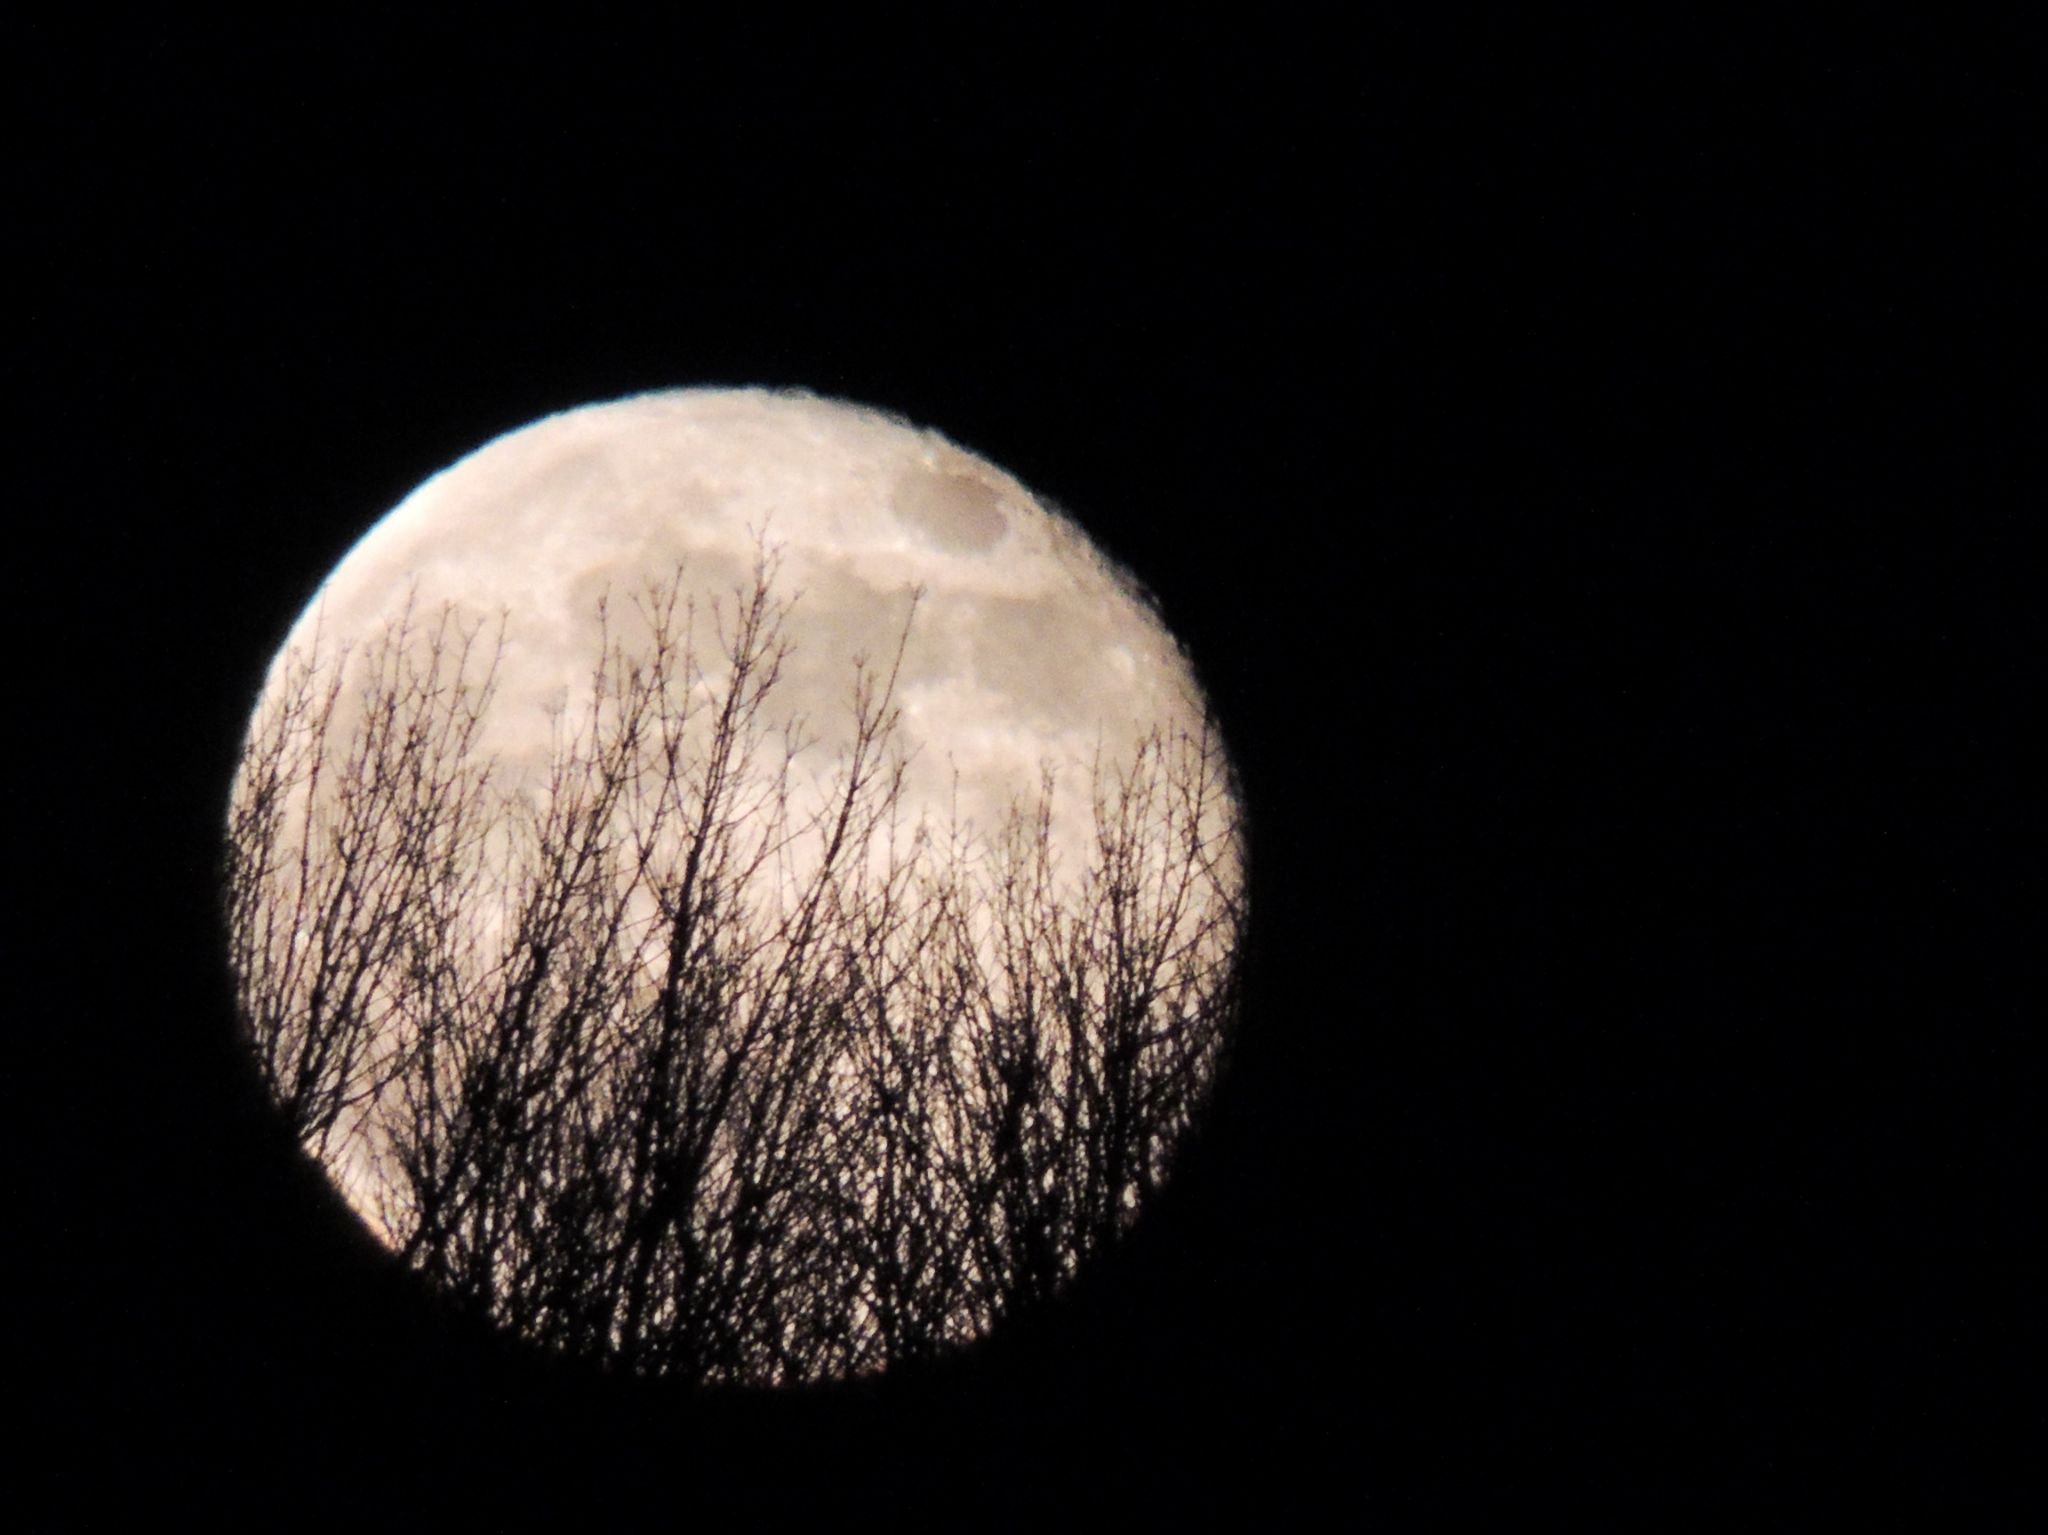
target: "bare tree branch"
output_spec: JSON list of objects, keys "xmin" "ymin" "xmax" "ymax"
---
[{"xmin": 224, "ymin": 540, "xmax": 1245, "ymax": 1385}]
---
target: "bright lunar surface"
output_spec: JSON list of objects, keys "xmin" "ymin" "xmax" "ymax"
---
[
  {"xmin": 277, "ymin": 388, "xmax": 1214, "ymax": 860},
  {"xmin": 227, "ymin": 387, "xmax": 1246, "ymax": 1384}
]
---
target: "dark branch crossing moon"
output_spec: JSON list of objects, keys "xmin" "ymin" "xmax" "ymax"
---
[{"xmin": 224, "ymin": 388, "xmax": 1247, "ymax": 1385}]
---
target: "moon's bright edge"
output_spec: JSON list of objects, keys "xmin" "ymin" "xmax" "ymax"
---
[{"xmin": 268, "ymin": 387, "xmax": 1232, "ymax": 873}]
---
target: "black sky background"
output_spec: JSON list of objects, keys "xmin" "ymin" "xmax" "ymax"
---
[{"xmin": 25, "ymin": 12, "xmax": 2035, "ymax": 1522}]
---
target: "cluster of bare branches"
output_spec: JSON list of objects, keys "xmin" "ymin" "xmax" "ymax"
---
[{"xmin": 225, "ymin": 549, "xmax": 1245, "ymax": 1385}]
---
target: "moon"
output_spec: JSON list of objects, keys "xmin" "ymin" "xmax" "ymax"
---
[{"xmin": 229, "ymin": 386, "xmax": 1246, "ymax": 1384}]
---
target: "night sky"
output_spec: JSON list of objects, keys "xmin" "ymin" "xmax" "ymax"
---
[{"xmin": 26, "ymin": 12, "xmax": 2032, "ymax": 1522}]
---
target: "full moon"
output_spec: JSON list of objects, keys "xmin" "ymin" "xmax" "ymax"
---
[{"xmin": 226, "ymin": 387, "xmax": 1246, "ymax": 1385}]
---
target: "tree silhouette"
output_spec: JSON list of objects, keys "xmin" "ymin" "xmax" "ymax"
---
[{"xmin": 224, "ymin": 546, "xmax": 1246, "ymax": 1386}]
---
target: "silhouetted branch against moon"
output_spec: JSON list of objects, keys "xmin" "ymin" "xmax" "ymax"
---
[{"xmin": 222, "ymin": 387, "xmax": 1248, "ymax": 1386}]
